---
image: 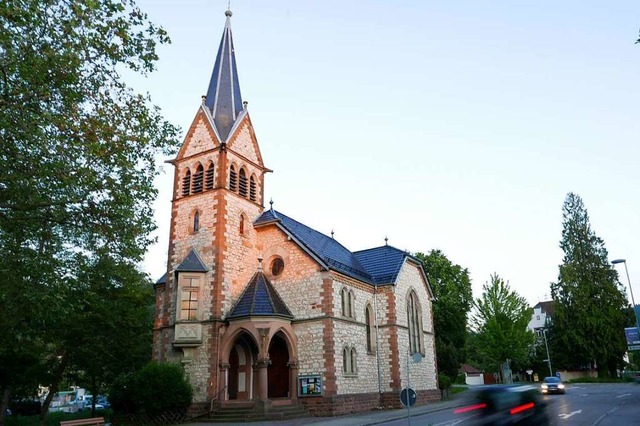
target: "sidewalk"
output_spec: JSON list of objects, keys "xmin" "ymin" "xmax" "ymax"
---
[{"xmin": 187, "ymin": 395, "xmax": 466, "ymax": 426}]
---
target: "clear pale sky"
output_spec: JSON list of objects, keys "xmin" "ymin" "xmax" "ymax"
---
[{"xmin": 133, "ymin": 0, "xmax": 640, "ymax": 306}]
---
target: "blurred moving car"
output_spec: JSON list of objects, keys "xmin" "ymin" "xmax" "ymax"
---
[
  {"xmin": 541, "ymin": 376, "xmax": 565, "ymax": 394},
  {"xmin": 454, "ymin": 384, "xmax": 550, "ymax": 425}
]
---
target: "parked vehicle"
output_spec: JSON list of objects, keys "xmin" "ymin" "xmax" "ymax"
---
[
  {"xmin": 82, "ymin": 395, "xmax": 105, "ymax": 411},
  {"xmin": 48, "ymin": 388, "xmax": 87, "ymax": 413},
  {"xmin": 540, "ymin": 376, "xmax": 565, "ymax": 394}
]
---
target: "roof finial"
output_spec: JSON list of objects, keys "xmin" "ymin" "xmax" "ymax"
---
[
  {"xmin": 384, "ymin": 236, "xmax": 388, "ymax": 245},
  {"xmin": 243, "ymin": 100, "xmax": 248, "ymax": 110},
  {"xmin": 269, "ymin": 198, "xmax": 274, "ymax": 211},
  {"xmin": 225, "ymin": 0, "xmax": 232, "ymax": 17},
  {"xmin": 331, "ymin": 229, "xmax": 335, "ymax": 239},
  {"xmin": 201, "ymin": 95, "xmax": 206, "ymax": 104},
  {"xmin": 257, "ymin": 256, "xmax": 263, "ymax": 272}
]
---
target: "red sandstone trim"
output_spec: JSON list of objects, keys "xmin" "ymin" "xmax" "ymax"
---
[
  {"xmin": 386, "ymin": 289, "xmax": 401, "ymax": 390},
  {"xmin": 213, "ymin": 148, "xmax": 229, "ymax": 318},
  {"xmin": 321, "ymin": 277, "xmax": 336, "ymax": 395}
]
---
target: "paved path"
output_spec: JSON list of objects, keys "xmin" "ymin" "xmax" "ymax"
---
[{"xmin": 186, "ymin": 396, "xmax": 466, "ymax": 426}]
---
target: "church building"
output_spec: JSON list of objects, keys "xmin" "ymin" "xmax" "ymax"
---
[{"xmin": 152, "ymin": 9, "xmax": 439, "ymax": 417}]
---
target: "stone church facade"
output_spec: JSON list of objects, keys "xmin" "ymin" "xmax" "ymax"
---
[{"xmin": 152, "ymin": 9, "xmax": 439, "ymax": 417}]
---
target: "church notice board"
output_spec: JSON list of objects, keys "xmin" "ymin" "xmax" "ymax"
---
[{"xmin": 298, "ymin": 375, "xmax": 322, "ymax": 397}]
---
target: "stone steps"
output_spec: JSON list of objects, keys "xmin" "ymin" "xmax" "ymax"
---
[{"xmin": 198, "ymin": 402, "xmax": 311, "ymax": 423}]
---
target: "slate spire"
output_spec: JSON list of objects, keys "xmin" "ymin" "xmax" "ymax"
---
[{"xmin": 205, "ymin": 9, "xmax": 244, "ymax": 142}]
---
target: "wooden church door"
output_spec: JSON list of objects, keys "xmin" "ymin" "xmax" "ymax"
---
[{"xmin": 267, "ymin": 334, "xmax": 289, "ymax": 398}]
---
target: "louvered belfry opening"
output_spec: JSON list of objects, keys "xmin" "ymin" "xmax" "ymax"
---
[
  {"xmin": 192, "ymin": 164, "xmax": 204, "ymax": 193},
  {"xmin": 205, "ymin": 163, "xmax": 215, "ymax": 190},
  {"xmin": 249, "ymin": 175, "xmax": 256, "ymax": 201},
  {"xmin": 229, "ymin": 165, "xmax": 237, "ymax": 191},
  {"xmin": 182, "ymin": 170, "xmax": 191, "ymax": 196},
  {"xmin": 238, "ymin": 168, "xmax": 248, "ymax": 197}
]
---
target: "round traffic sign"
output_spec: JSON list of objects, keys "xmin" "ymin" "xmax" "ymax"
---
[{"xmin": 400, "ymin": 387, "xmax": 417, "ymax": 407}]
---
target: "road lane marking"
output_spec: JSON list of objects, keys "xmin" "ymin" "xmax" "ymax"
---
[
  {"xmin": 558, "ymin": 409, "xmax": 582, "ymax": 419},
  {"xmin": 433, "ymin": 419, "xmax": 468, "ymax": 426},
  {"xmin": 616, "ymin": 393, "xmax": 631, "ymax": 398}
]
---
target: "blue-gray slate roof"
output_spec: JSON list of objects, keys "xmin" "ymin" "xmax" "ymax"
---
[
  {"xmin": 254, "ymin": 209, "xmax": 412, "ymax": 285},
  {"xmin": 353, "ymin": 245, "xmax": 409, "ymax": 285},
  {"xmin": 155, "ymin": 273, "xmax": 167, "ymax": 285},
  {"xmin": 205, "ymin": 10, "xmax": 244, "ymax": 142},
  {"xmin": 227, "ymin": 271, "xmax": 293, "ymax": 320},
  {"xmin": 175, "ymin": 249, "xmax": 208, "ymax": 272}
]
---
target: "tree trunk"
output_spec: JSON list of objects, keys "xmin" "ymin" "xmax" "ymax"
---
[
  {"xmin": 0, "ymin": 386, "xmax": 12, "ymax": 426},
  {"xmin": 40, "ymin": 352, "xmax": 68, "ymax": 426}
]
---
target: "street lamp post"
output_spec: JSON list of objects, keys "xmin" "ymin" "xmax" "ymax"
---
[
  {"xmin": 612, "ymin": 259, "xmax": 640, "ymax": 338},
  {"xmin": 542, "ymin": 328, "xmax": 553, "ymax": 377}
]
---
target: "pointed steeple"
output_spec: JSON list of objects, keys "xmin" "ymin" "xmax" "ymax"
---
[{"xmin": 205, "ymin": 9, "xmax": 244, "ymax": 142}]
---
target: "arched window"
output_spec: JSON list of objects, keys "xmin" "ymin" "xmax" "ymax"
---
[
  {"xmin": 239, "ymin": 168, "xmax": 248, "ymax": 198},
  {"xmin": 193, "ymin": 211, "xmax": 200, "ymax": 232},
  {"xmin": 229, "ymin": 165, "xmax": 237, "ymax": 192},
  {"xmin": 343, "ymin": 346, "xmax": 357, "ymax": 376},
  {"xmin": 351, "ymin": 347, "xmax": 358, "ymax": 374},
  {"xmin": 349, "ymin": 290, "xmax": 355, "ymax": 318},
  {"xmin": 343, "ymin": 348, "xmax": 348, "ymax": 374},
  {"xmin": 239, "ymin": 213, "xmax": 245, "ymax": 235},
  {"xmin": 182, "ymin": 169, "xmax": 191, "ymax": 197},
  {"xmin": 341, "ymin": 288, "xmax": 355, "ymax": 318},
  {"xmin": 366, "ymin": 305, "xmax": 376, "ymax": 353},
  {"xmin": 192, "ymin": 164, "xmax": 204, "ymax": 193},
  {"xmin": 341, "ymin": 288, "xmax": 348, "ymax": 317},
  {"xmin": 249, "ymin": 175, "xmax": 257, "ymax": 201},
  {"xmin": 205, "ymin": 163, "xmax": 215, "ymax": 190},
  {"xmin": 407, "ymin": 291, "xmax": 423, "ymax": 355}
]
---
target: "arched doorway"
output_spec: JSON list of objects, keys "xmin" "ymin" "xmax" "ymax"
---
[
  {"xmin": 228, "ymin": 347, "xmax": 239, "ymax": 399},
  {"xmin": 228, "ymin": 333, "xmax": 258, "ymax": 401},
  {"xmin": 268, "ymin": 333, "xmax": 290, "ymax": 398}
]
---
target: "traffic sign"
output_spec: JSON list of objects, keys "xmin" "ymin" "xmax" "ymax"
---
[{"xmin": 400, "ymin": 388, "xmax": 417, "ymax": 407}]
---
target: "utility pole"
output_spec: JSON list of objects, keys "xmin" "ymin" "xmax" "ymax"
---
[{"xmin": 542, "ymin": 328, "xmax": 553, "ymax": 376}]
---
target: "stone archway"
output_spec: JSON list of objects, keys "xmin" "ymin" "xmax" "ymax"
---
[
  {"xmin": 268, "ymin": 332, "xmax": 290, "ymax": 398},
  {"xmin": 227, "ymin": 332, "xmax": 258, "ymax": 401}
]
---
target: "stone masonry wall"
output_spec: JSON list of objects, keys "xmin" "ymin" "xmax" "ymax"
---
[
  {"xmin": 332, "ymin": 275, "xmax": 380, "ymax": 395},
  {"xmin": 227, "ymin": 122, "xmax": 260, "ymax": 164},
  {"xmin": 182, "ymin": 116, "xmax": 218, "ymax": 159},
  {"xmin": 254, "ymin": 226, "xmax": 325, "ymax": 319},
  {"xmin": 220, "ymin": 191, "xmax": 263, "ymax": 317},
  {"xmin": 394, "ymin": 261, "xmax": 438, "ymax": 392}
]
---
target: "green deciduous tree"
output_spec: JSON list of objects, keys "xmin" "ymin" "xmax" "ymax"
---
[
  {"xmin": 416, "ymin": 250, "xmax": 473, "ymax": 380},
  {"xmin": 549, "ymin": 193, "xmax": 628, "ymax": 378},
  {"xmin": 63, "ymin": 255, "xmax": 155, "ymax": 417},
  {"xmin": 0, "ymin": 1, "xmax": 179, "ymax": 424},
  {"xmin": 469, "ymin": 274, "xmax": 534, "ymax": 375}
]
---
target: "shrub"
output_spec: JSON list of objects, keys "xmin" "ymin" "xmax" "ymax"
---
[
  {"xmin": 438, "ymin": 372, "xmax": 452, "ymax": 390},
  {"xmin": 109, "ymin": 362, "xmax": 193, "ymax": 416}
]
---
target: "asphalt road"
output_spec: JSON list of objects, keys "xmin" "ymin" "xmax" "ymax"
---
[
  {"xmin": 380, "ymin": 382, "xmax": 640, "ymax": 426},
  {"xmin": 187, "ymin": 383, "xmax": 640, "ymax": 426}
]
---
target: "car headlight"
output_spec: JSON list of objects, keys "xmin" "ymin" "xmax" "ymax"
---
[
  {"xmin": 541, "ymin": 384, "xmax": 548, "ymax": 389},
  {"xmin": 558, "ymin": 384, "xmax": 565, "ymax": 389}
]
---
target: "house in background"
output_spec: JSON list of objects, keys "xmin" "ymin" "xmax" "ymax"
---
[
  {"xmin": 460, "ymin": 364, "xmax": 484, "ymax": 386},
  {"xmin": 527, "ymin": 300, "xmax": 554, "ymax": 336}
]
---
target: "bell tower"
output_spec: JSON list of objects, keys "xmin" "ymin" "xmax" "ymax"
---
[{"xmin": 153, "ymin": 9, "xmax": 270, "ymax": 401}]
